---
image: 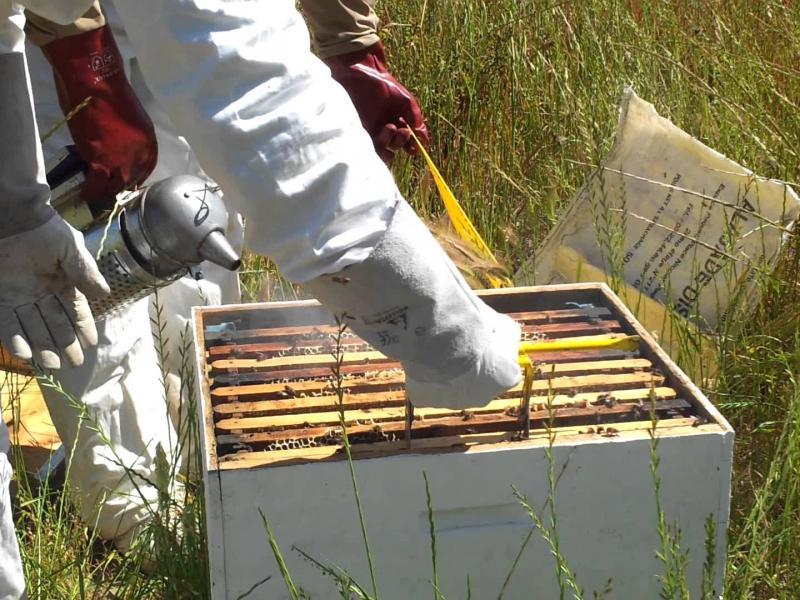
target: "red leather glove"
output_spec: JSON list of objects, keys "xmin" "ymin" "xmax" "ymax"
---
[
  {"xmin": 324, "ymin": 41, "xmax": 429, "ymax": 163},
  {"xmin": 40, "ymin": 25, "xmax": 157, "ymax": 209}
]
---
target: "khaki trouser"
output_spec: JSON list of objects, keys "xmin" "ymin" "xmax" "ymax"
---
[
  {"xmin": 302, "ymin": 0, "xmax": 380, "ymax": 58},
  {"xmin": 26, "ymin": 0, "xmax": 380, "ymax": 57}
]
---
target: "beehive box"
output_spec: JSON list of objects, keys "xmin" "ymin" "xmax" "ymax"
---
[{"xmin": 193, "ymin": 283, "xmax": 733, "ymax": 600}]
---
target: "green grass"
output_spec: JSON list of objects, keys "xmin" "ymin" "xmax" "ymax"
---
[
  {"xmin": 4, "ymin": 0, "xmax": 800, "ymax": 598},
  {"xmin": 382, "ymin": 2, "xmax": 800, "ymax": 596}
]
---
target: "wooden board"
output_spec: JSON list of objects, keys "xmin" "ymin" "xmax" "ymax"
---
[
  {"xmin": 1, "ymin": 371, "xmax": 60, "ymax": 452},
  {"xmin": 216, "ymin": 417, "xmax": 712, "ymax": 469},
  {"xmin": 202, "ymin": 307, "xmax": 614, "ymax": 344},
  {"xmin": 212, "ymin": 385, "xmax": 677, "ymax": 419},
  {"xmin": 211, "ymin": 370, "xmax": 666, "ymax": 402},
  {"xmin": 0, "ymin": 347, "xmax": 33, "ymax": 376},
  {"xmin": 216, "ymin": 398, "xmax": 691, "ymax": 447},
  {"xmin": 206, "ymin": 321, "xmax": 626, "ymax": 359}
]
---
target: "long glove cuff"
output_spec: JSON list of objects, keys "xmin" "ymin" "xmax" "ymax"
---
[
  {"xmin": 304, "ymin": 200, "xmax": 521, "ymax": 409},
  {"xmin": 40, "ymin": 25, "xmax": 157, "ymax": 205},
  {"xmin": 323, "ymin": 41, "xmax": 430, "ymax": 153},
  {"xmin": 324, "ymin": 40, "xmax": 389, "ymax": 70}
]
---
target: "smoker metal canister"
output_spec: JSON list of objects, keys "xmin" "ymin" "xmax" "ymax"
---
[{"xmin": 82, "ymin": 175, "xmax": 241, "ymax": 317}]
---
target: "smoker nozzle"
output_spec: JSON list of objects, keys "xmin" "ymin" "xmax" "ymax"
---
[{"xmin": 198, "ymin": 230, "xmax": 242, "ymax": 271}]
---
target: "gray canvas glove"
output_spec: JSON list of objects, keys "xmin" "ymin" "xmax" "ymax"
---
[
  {"xmin": 0, "ymin": 49, "xmax": 108, "ymax": 369},
  {"xmin": 0, "ymin": 214, "xmax": 110, "ymax": 369},
  {"xmin": 304, "ymin": 199, "xmax": 521, "ymax": 409}
]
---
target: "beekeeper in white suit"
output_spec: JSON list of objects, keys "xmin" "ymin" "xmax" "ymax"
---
[
  {"xmin": 1, "ymin": 4, "xmax": 110, "ymax": 597},
  {"xmin": 22, "ymin": 0, "xmax": 432, "ymax": 554},
  {"xmin": 0, "ymin": 0, "xmax": 521, "ymax": 597},
  {"xmin": 24, "ymin": 0, "xmax": 232, "ymax": 554}
]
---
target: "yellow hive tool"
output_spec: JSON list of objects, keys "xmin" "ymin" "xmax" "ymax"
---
[
  {"xmin": 516, "ymin": 334, "xmax": 640, "ymax": 438},
  {"xmin": 518, "ymin": 335, "xmax": 641, "ymax": 367}
]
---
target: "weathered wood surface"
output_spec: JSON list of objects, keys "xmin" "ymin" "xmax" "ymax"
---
[
  {"xmin": 212, "ymin": 385, "xmax": 676, "ymax": 423},
  {"xmin": 211, "ymin": 370, "xmax": 665, "ymax": 402},
  {"xmin": 0, "ymin": 347, "xmax": 34, "ymax": 376},
  {"xmin": 206, "ymin": 321, "xmax": 626, "ymax": 360},
  {"xmin": 216, "ymin": 398, "xmax": 690, "ymax": 448},
  {"xmin": 203, "ymin": 307, "xmax": 615, "ymax": 344},
  {"xmin": 210, "ymin": 354, "xmax": 648, "ymax": 377},
  {"xmin": 216, "ymin": 418, "xmax": 710, "ymax": 469},
  {"xmin": 215, "ymin": 391, "xmax": 684, "ymax": 433},
  {"xmin": 1, "ymin": 371, "xmax": 60, "ymax": 452}
]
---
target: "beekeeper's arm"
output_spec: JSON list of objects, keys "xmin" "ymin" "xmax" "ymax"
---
[
  {"xmin": 24, "ymin": 1, "xmax": 158, "ymax": 208},
  {"xmin": 299, "ymin": 0, "xmax": 429, "ymax": 163},
  {"xmin": 113, "ymin": 0, "xmax": 519, "ymax": 409},
  {"xmin": 0, "ymin": 2, "xmax": 108, "ymax": 370}
]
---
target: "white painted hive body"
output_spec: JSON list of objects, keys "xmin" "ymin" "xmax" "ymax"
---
[{"xmin": 193, "ymin": 283, "xmax": 733, "ymax": 600}]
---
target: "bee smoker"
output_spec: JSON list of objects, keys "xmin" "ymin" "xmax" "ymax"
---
[{"xmin": 47, "ymin": 147, "xmax": 241, "ymax": 317}]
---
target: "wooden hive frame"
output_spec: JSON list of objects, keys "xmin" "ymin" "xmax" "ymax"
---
[{"xmin": 194, "ymin": 283, "xmax": 729, "ymax": 472}]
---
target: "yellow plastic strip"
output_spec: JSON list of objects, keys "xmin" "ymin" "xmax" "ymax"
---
[
  {"xmin": 517, "ymin": 336, "xmax": 641, "ymax": 367},
  {"xmin": 406, "ymin": 134, "xmax": 642, "ymax": 366},
  {"xmin": 409, "ymin": 131, "xmax": 512, "ymax": 288}
]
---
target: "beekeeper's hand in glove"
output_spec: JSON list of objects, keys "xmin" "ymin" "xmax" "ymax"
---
[
  {"xmin": 300, "ymin": 0, "xmax": 429, "ymax": 163},
  {"xmin": 0, "ymin": 46, "xmax": 109, "ymax": 371},
  {"xmin": 33, "ymin": 20, "xmax": 158, "ymax": 211},
  {"xmin": 324, "ymin": 41, "xmax": 429, "ymax": 164},
  {"xmin": 305, "ymin": 199, "xmax": 521, "ymax": 410},
  {"xmin": 0, "ymin": 215, "xmax": 110, "ymax": 370}
]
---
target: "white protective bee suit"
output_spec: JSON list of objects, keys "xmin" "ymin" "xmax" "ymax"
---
[
  {"xmin": 0, "ymin": 425, "xmax": 24, "ymax": 600},
  {"xmin": 0, "ymin": 1, "xmax": 521, "ymax": 597},
  {"xmin": 1, "ymin": 3, "xmax": 110, "ymax": 596},
  {"xmin": 25, "ymin": 3, "xmax": 242, "ymax": 553},
  {"xmin": 23, "ymin": 33, "xmax": 209, "ymax": 559}
]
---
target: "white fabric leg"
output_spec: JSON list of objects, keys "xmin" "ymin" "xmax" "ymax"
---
[
  {"xmin": 0, "ymin": 427, "xmax": 25, "ymax": 600},
  {"xmin": 38, "ymin": 299, "xmax": 179, "ymax": 551},
  {"xmin": 149, "ymin": 245, "xmax": 242, "ymax": 475}
]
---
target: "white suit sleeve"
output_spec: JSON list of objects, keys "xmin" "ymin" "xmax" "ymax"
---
[
  {"xmin": 0, "ymin": 0, "xmax": 94, "ymax": 38},
  {"xmin": 0, "ymin": 2, "xmax": 25, "ymax": 54},
  {"xmin": 112, "ymin": 0, "xmax": 400, "ymax": 283},
  {"xmin": 0, "ymin": 0, "xmax": 92, "ymax": 227},
  {"xmin": 0, "ymin": 5, "xmax": 54, "ymax": 236}
]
